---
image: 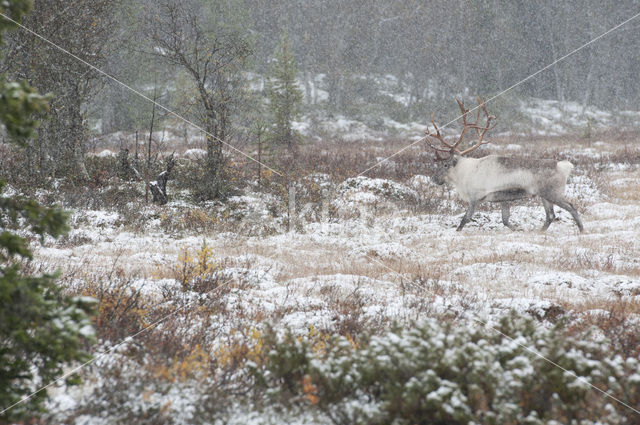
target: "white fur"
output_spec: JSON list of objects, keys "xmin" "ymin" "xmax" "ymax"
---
[
  {"xmin": 438, "ymin": 154, "xmax": 582, "ymax": 232},
  {"xmin": 556, "ymin": 160, "xmax": 574, "ymax": 181},
  {"xmin": 445, "ymin": 155, "xmax": 573, "ymax": 203}
]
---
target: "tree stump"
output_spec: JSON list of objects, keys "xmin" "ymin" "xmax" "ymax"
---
[{"xmin": 149, "ymin": 154, "xmax": 176, "ymax": 205}]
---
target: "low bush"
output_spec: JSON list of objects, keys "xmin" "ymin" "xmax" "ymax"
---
[
  {"xmin": 173, "ymin": 241, "xmax": 221, "ymax": 293},
  {"xmin": 252, "ymin": 312, "xmax": 640, "ymax": 424},
  {"xmin": 78, "ymin": 274, "xmax": 150, "ymax": 343}
]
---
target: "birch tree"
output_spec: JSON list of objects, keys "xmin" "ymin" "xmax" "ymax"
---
[{"xmin": 145, "ymin": 0, "xmax": 252, "ymax": 200}]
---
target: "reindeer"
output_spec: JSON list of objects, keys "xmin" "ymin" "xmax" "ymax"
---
[{"xmin": 426, "ymin": 98, "xmax": 584, "ymax": 233}]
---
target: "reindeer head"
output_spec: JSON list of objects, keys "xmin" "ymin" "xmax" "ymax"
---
[
  {"xmin": 431, "ymin": 154, "xmax": 459, "ymax": 185},
  {"xmin": 425, "ymin": 97, "xmax": 496, "ymax": 185}
]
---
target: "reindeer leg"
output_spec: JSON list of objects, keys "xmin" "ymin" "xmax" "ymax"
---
[
  {"xmin": 501, "ymin": 202, "xmax": 517, "ymax": 230},
  {"xmin": 457, "ymin": 200, "xmax": 477, "ymax": 231},
  {"xmin": 541, "ymin": 198, "xmax": 555, "ymax": 231},
  {"xmin": 551, "ymin": 197, "xmax": 584, "ymax": 233}
]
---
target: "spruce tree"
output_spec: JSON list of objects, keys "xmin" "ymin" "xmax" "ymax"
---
[
  {"xmin": 0, "ymin": 1, "xmax": 95, "ymax": 421},
  {"xmin": 266, "ymin": 30, "xmax": 303, "ymax": 152}
]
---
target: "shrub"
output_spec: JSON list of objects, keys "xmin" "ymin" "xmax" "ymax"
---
[
  {"xmin": 173, "ymin": 241, "xmax": 220, "ymax": 293},
  {"xmin": 78, "ymin": 274, "xmax": 149, "ymax": 343},
  {"xmin": 253, "ymin": 312, "xmax": 640, "ymax": 424}
]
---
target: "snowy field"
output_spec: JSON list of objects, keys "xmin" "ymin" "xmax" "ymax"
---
[
  {"xmin": 36, "ymin": 168, "xmax": 640, "ymax": 326},
  {"xmin": 26, "ymin": 127, "xmax": 640, "ymax": 423}
]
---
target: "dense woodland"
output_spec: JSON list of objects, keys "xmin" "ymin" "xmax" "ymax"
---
[
  {"xmin": 9, "ymin": 1, "xmax": 640, "ymax": 110},
  {"xmin": 248, "ymin": 0, "xmax": 640, "ymax": 110},
  {"xmin": 1, "ymin": 0, "xmax": 640, "ymax": 185}
]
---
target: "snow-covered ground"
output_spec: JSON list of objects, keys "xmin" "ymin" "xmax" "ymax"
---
[
  {"xmin": 21, "ymin": 90, "xmax": 640, "ymax": 422},
  {"xmin": 37, "ymin": 172, "xmax": 640, "ymax": 323},
  {"xmin": 32, "ymin": 135, "xmax": 640, "ymax": 421}
]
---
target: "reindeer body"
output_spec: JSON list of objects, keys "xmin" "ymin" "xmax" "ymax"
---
[
  {"xmin": 443, "ymin": 156, "xmax": 568, "ymax": 201},
  {"xmin": 425, "ymin": 97, "xmax": 584, "ymax": 232},
  {"xmin": 434, "ymin": 154, "xmax": 584, "ymax": 232}
]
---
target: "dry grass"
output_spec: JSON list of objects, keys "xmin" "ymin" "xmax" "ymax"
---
[
  {"xmin": 608, "ymin": 170, "xmax": 640, "ymax": 201},
  {"xmin": 3, "ymin": 120, "xmax": 636, "ymax": 423},
  {"xmin": 35, "ymin": 129, "xmax": 640, "ymax": 361}
]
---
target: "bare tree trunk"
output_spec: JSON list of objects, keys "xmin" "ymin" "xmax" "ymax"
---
[
  {"xmin": 69, "ymin": 97, "xmax": 90, "ymax": 181},
  {"xmin": 303, "ymin": 69, "xmax": 313, "ymax": 105},
  {"xmin": 74, "ymin": 144, "xmax": 90, "ymax": 181},
  {"xmin": 257, "ymin": 131, "xmax": 262, "ymax": 186},
  {"xmin": 134, "ymin": 130, "xmax": 139, "ymax": 170},
  {"xmin": 202, "ymin": 103, "xmax": 227, "ymax": 199},
  {"xmin": 550, "ymin": 49, "xmax": 565, "ymax": 103},
  {"xmin": 287, "ymin": 182, "xmax": 296, "ymax": 232},
  {"xmin": 581, "ymin": 62, "xmax": 596, "ymax": 114},
  {"xmin": 581, "ymin": 35, "xmax": 597, "ymax": 114},
  {"xmin": 544, "ymin": 8, "xmax": 565, "ymax": 103},
  {"xmin": 146, "ymin": 79, "xmax": 158, "ymax": 203}
]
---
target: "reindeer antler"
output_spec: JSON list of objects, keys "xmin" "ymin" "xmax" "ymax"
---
[
  {"xmin": 424, "ymin": 96, "xmax": 496, "ymax": 158},
  {"xmin": 424, "ymin": 113, "xmax": 455, "ymax": 160},
  {"xmin": 458, "ymin": 96, "xmax": 496, "ymax": 155}
]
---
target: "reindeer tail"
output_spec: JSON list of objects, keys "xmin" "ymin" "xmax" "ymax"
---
[{"xmin": 556, "ymin": 160, "xmax": 574, "ymax": 182}]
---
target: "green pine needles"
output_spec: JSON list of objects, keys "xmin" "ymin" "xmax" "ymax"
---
[
  {"xmin": 0, "ymin": 1, "xmax": 96, "ymax": 421},
  {"xmin": 266, "ymin": 30, "xmax": 304, "ymax": 152}
]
